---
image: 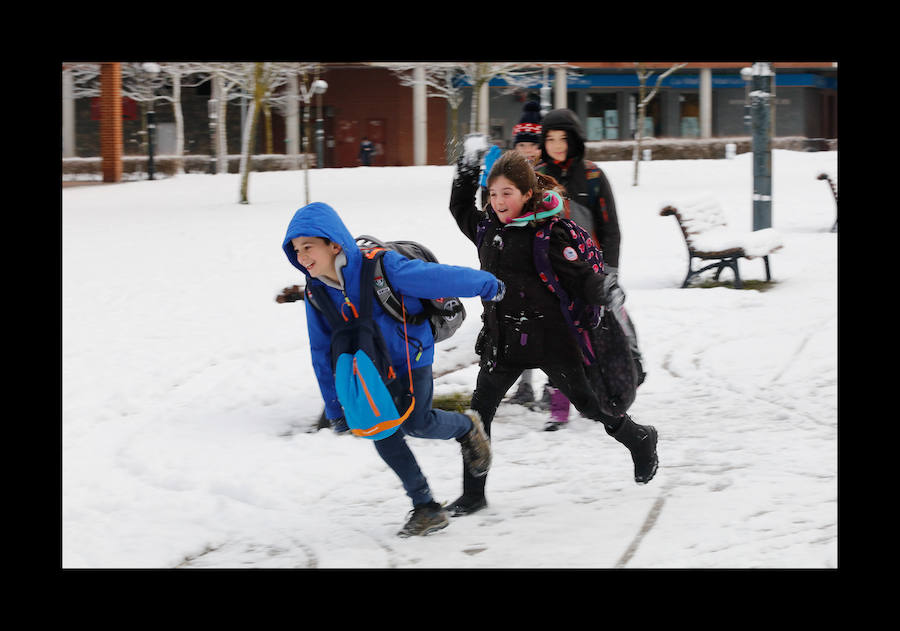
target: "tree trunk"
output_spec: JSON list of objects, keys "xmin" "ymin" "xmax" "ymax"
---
[
  {"xmin": 171, "ymin": 72, "xmax": 185, "ymax": 174},
  {"xmin": 238, "ymin": 97, "xmax": 259, "ymax": 203},
  {"xmin": 239, "ymin": 63, "xmax": 266, "ymax": 204},
  {"xmin": 216, "ymin": 79, "xmax": 228, "ymax": 174},
  {"xmin": 264, "ymin": 102, "xmax": 273, "ymax": 154},
  {"xmin": 632, "ymin": 81, "xmax": 647, "ymax": 187},
  {"xmin": 633, "ymin": 103, "xmax": 645, "ymax": 186}
]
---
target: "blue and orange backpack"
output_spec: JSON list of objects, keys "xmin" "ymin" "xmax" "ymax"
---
[{"xmin": 305, "ymin": 238, "xmax": 465, "ymax": 440}]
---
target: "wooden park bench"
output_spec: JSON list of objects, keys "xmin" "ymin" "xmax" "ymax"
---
[
  {"xmin": 660, "ymin": 195, "xmax": 783, "ymax": 289},
  {"xmin": 817, "ymin": 172, "xmax": 838, "ymax": 232}
]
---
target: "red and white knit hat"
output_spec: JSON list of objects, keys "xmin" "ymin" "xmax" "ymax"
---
[{"xmin": 513, "ymin": 101, "xmax": 542, "ymax": 145}]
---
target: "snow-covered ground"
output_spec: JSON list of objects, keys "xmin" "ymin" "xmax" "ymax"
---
[{"xmin": 62, "ymin": 149, "xmax": 838, "ymax": 568}]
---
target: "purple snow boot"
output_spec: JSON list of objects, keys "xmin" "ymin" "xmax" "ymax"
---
[{"xmin": 543, "ymin": 387, "xmax": 571, "ymax": 431}]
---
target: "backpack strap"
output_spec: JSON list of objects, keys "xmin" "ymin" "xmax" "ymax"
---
[
  {"xmin": 532, "ymin": 217, "xmax": 601, "ymax": 365},
  {"xmin": 361, "ymin": 247, "xmax": 431, "ymax": 326},
  {"xmin": 307, "ymin": 255, "xmax": 376, "ymax": 326},
  {"xmin": 475, "ymin": 216, "xmax": 490, "ymax": 250}
]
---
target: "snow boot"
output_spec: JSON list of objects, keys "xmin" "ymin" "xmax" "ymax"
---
[
  {"xmin": 445, "ymin": 493, "xmax": 488, "ymax": 517},
  {"xmin": 458, "ymin": 411, "xmax": 491, "ymax": 478},
  {"xmin": 543, "ymin": 387, "xmax": 571, "ymax": 431},
  {"xmin": 529, "ymin": 383, "xmax": 552, "ymax": 412},
  {"xmin": 397, "ymin": 501, "xmax": 450, "ymax": 537},
  {"xmin": 509, "ymin": 380, "xmax": 535, "ymax": 405},
  {"xmin": 607, "ymin": 415, "xmax": 658, "ymax": 484}
]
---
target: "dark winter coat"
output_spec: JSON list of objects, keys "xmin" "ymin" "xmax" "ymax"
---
[
  {"xmin": 535, "ymin": 108, "xmax": 622, "ymax": 268},
  {"xmin": 358, "ymin": 139, "xmax": 375, "ymax": 165},
  {"xmin": 449, "ymin": 165, "xmax": 606, "ymax": 369}
]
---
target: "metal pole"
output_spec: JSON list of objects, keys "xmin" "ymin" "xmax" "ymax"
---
[
  {"xmin": 207, "ymin": 98, "xmax": 218, "ymax": 174},
  {"xmin": 302, "ymin": 95, "xmax": 310, "ymax": 204},
  {"xmin": 540, "ymin": 67, "xmax": 551, "ymax": 116},
  {"xmin": 147, "ymin": 107, "xmax": 156, "ymax": 180},
  {"xmin": 315, "ymin": 92, "xmax": 324, "ymax": 169},
  {"xmin": 750, "ymin": 62, "xmax": 772, "ymax": 231}
]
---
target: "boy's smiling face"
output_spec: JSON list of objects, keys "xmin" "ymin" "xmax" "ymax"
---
[{"xmin": 291, "ymin": 236, "xmax": 342, "ymax": 281}]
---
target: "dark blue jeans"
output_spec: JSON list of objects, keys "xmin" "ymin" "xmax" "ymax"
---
[{"xmin": 373, "ymin": 365, "xmax": 472, "ymax": 507}]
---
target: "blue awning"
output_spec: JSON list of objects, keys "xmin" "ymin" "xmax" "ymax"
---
[{"xmin": 472, "ymin": 72, "xmax": 836, "ymax": 90}]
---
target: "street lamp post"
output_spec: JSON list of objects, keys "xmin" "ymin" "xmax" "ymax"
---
[
  {"xmin": 744, "ymin": 63, "xmax": 773, "ymax": 231},
  {"xmin": 207, "ymin": 98, "xmax": 218, "ymax": 175},
  {"xmin": 142, "ymin": 62, "xmax": 160, "ymax": 180},
  {"xmin": 299, "ymin": 75, "xmax": 328, "ymax": 204},
  {"xmin": 313, "ymin": 79, "xmax": 327, "ymax": 169},
  {"xmin": 147, "ymin": 107, "xmax": 156, "ymax": 180},
  {"xmin": 539, "ymin": 67, "xmax": 551, "ymax": 117}
]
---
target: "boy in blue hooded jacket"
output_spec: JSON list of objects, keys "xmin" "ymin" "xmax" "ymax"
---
[{"xmin": 282, "ymin": 202, "xmax": 504, "ymax": 537}]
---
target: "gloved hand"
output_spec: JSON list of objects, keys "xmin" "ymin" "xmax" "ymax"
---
[
  {"xmin": 275, "ymin": 285, "xmax": 305, "ymax": 303},
  {"xmin": 481, "ymin": 279, "xmax": 505, "ymax": 302},
  {"xmin": 454, "ymin": 134, "xmax": 490, "ymax": 185},
  {"xmin": 603, "ymin": 267, "xmax": 626, "ymax": 310},
  {"xmin": 329, "ymin": 416, "xmax": 350, "ymax": 434},
  {"xmin": 454, "ymin": 154, "xmax": 482, "ymax": 185}
]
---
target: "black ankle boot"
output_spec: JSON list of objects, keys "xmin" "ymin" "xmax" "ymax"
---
[
  {"xmin": 446, "ymin": 464, "xmax": 488, "ymax": 516},
  {"xmin": 445, "ymin": 494, "xmax": 487, "ymax": 516},
  {"xmin": 607, "ymin": 415, "xmax": 658, "ymax": 484}
]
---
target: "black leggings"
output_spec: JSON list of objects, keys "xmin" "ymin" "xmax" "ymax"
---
[{"xmin": 459, "ymin": 362, "xmax": 622, "ymax": 500}]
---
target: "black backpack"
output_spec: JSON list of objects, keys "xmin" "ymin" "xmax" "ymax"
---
[
  {"xmin": 353, "ymin": 235, "xmax": 466, "ymax": 344},
  {"xmin": 304, "ymin": 235, "xmax": 466, "ymax": 344}
]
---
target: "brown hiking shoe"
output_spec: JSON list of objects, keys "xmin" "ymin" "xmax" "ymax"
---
[
  {"xmin": 459, "ymin": 411, "xmax": 491, "ymax": 478},
  {"xmin": 397, "ymin": 502, "xmax": 450, "ymax": 537}
]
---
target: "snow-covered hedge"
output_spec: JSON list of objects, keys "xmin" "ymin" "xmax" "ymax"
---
[
  {"xmin": 585, "ymin": 136, "xmax": 836, "ymax": 162},
  {"xmin": 62, "ymin": 137, "xmax": 837, "ymax": 179},
  {"xmin": 62, "ymin": 154, "xmax": 316, "ymax": 178}
]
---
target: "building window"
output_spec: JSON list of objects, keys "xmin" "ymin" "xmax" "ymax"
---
[
  {"xmin": 630, "ymin": 93, "xmax": 661, "ymax": 138},
  {"xmin": 586, "ymin": 93, "xmax": 619, "ymax": 140},
  {"xmin": 680, "ymin": 93, "xmax": 700, "ymax": 138}
]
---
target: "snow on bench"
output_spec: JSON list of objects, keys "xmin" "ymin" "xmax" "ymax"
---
[
  {"xmin": 817, "ymin": 171, "xmax": 837, "ymax": 232},
  {"xmin": 659, "ymin": 194, "xmax": 783, "ymax": 288}
]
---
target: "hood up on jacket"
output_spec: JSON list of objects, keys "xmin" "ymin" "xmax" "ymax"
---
[
  {"xmin": 282, "ymin": 202, "xmax": 361, "ymax": 289},
  {"xmin": 539, "ymin": 108, "xmax": 586, "ymax": 163}
]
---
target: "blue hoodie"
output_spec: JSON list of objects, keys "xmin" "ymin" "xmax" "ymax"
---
[{"xmin": 283, "ymin": 202, "xmax": 500, "ymax": 420}]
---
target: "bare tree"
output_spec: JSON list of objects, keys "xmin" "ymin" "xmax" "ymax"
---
[
  {"xmin": 202, "ymin": 63, "xmax": 247, "ymax": 175},
  {"xmin": 632, "ymin": 62, "xmax": 687, "ymax": 186},
  {"xmin": 262, "ymin": 62, "xmax": 322, "ymax": 156},
  {"xmin": 117, "ymin": 63, "xmax": 169, "ymax": 163},
  {"xmin": 457, "ymin": 62, "xmax": 545, "ymax": 135},
  {"xmin": 377, "ymin": 62, "xmax": 466, "ymax": 161},
  {"xmin": 221, "ymin": 62, "xmax": 295, "ymax": 204},
  {"xmin": 153, "ymin": 63, "xmax": 211, "ymax": 174},
  {"xmin": 64, "ymin": 63, "xmax": 102, "ymax": 97}
]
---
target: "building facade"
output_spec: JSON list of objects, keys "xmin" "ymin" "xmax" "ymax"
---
[
  {"xmin": 63, "ymin": 62, "xmax": 837, "ymax": 168},
  {"xmin": 459, "ymin": 62, "xmax": 837, "ymax": 151}
]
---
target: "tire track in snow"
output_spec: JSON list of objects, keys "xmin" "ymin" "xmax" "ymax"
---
[{"xmin": 615, "ymin": 493, "xmax": 667, "ymax": 568}]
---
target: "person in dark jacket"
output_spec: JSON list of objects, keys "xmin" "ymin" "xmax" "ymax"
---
[
  {"xmin": 534, "ymin": 109, "xmax": 646, "ymax": 429},
  {"xmin": 282, "ymin": 202, "xmax": 502, "ymax": 536},
  {"xmin": 358, "ymin": 137, "xmax": 375, "ymax": 166},
  {"xmin": 446, "ymin": 150, "xmax": 659, "ymax": 517},
  {"xmin": 506, "ymin": 101, "xmax": 544, "ymax": 407}
]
